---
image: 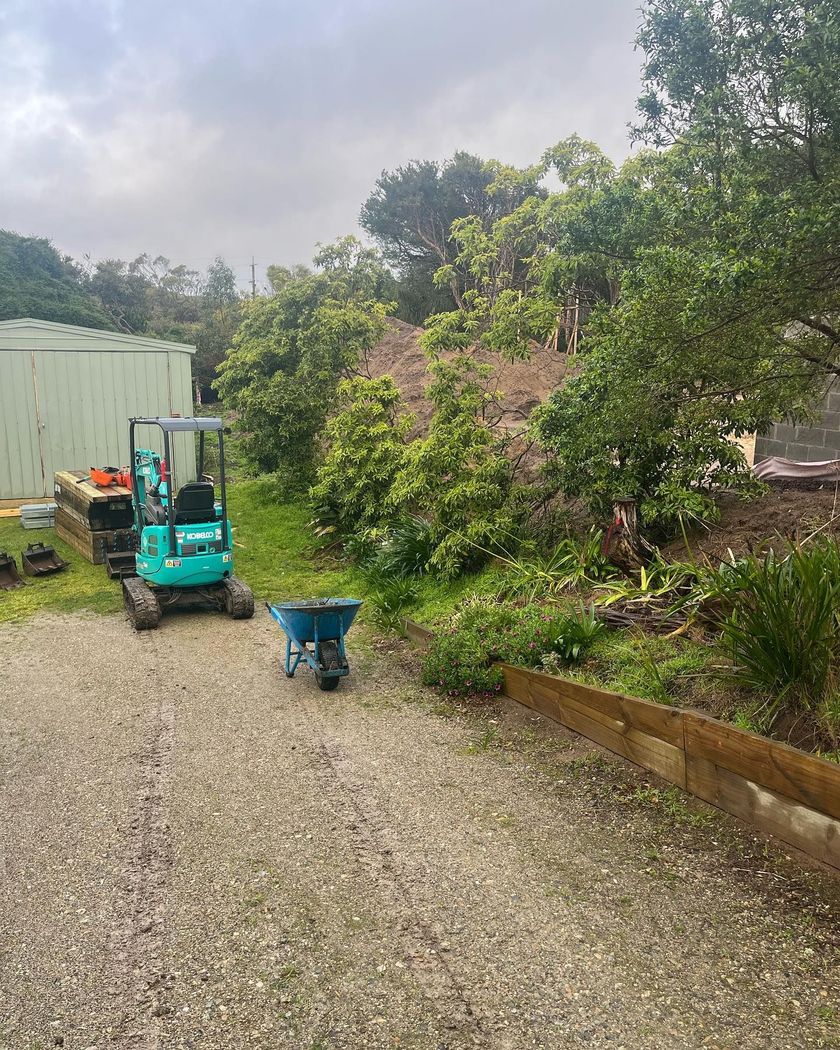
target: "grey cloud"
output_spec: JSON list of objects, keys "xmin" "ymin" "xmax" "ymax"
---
[{"xmin": 0, "ymin": 0, "xmax": 642, "ymax": 288}]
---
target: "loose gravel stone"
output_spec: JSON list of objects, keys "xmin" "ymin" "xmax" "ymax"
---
[{"xmin": 0, "ymin": 611, "xmax": 837, "ymax": 1049}]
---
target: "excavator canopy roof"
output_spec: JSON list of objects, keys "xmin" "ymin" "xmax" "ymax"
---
[{"xmin": 130, "ymin": 416, "xmax": 223, "ymax": 433}]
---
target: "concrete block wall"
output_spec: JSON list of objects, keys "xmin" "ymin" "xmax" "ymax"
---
[{"xmin": 755, "ymin": 387, "xmax": 840, "ymax": 462}]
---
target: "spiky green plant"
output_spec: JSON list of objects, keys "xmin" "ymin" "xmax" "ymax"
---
[
  {"xmin": 498, "ymin": 528, "xmax": 617, "ymax": 600},
  {"xmin": 718, "ymin": 543, "xmax": 840, "ymax": 727},
  {"xmin": 375, "ymin": 515, "xmax": 435, "ymax": 578}
]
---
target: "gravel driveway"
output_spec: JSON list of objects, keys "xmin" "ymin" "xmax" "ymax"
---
[{"xmin": 0, "ymin": 611, "xmax": 838, "ymax": 1049}]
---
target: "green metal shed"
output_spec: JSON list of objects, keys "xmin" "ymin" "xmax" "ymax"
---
[{"xmin": 0, "ymin": 318, "xmax": 196, "ymax": 500}]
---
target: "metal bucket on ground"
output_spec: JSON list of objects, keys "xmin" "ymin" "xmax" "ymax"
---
[
  {"xmin": 0, "ymin": 552, "xmax": 24, "ymax": 590},
  {"xmin": 104, "ymin": 550, "xmax": 137, "ymax": 579},
  {"xmin": 21, "ymin": 543, "xmax": 69, "ymax": 577}
]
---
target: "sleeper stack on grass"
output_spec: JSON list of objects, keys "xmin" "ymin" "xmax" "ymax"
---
[{"xmin": 53, "ymin": 470, "xmax": 134, "ymax": 564}]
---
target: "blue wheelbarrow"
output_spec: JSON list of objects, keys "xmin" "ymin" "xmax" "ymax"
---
[{"xmin": 266, "ymin": 598, "xmax": 362, "ymax": 691}]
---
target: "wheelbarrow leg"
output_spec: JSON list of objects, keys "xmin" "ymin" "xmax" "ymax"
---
[{"xmin": 284, "ymin": 637, "xmax": 294, "ymax": 678}]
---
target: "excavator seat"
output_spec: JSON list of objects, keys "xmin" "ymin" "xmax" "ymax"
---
[{"xmin": 174, "ymin": 482, "xmax": 217, "ymax": 525}]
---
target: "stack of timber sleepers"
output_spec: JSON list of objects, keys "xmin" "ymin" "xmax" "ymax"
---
[{"xmin": 54, "ymin": 470, "xmax": 134, "ymax": 564}]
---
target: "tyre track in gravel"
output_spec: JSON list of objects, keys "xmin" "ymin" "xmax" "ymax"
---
[
  {"xmin": 3, "ymin": 613, "xmax": 839, "ymax": 1050},
  {"xmin": 105, "ymin": 632, "xmax": 178, "ymax": 1048},
  {"xmin": 311, "ymin": 732, "xmax": 490, "ymax": 1045}
]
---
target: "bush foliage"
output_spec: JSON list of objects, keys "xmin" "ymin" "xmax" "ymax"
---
[
  {"xmin": 310, "ymin": 376, "xmax": 414, "ymax": 534},
  {"xmin": 421, "ymin": 601, "xmax": 604, "ymax": 699},
  {"xmin": 714, "ymin": 543, "xmax": 840, "ymax": 740}
]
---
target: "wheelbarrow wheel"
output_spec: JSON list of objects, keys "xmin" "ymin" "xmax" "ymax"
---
[{"xmin": 315, "ymin": 672, "xmax": 340, "ymax": 691}]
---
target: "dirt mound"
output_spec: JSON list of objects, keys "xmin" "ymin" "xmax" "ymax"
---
[
  {"xmin": 366, "ymin": 318, "xmax": 569, "ymax": 431},
  {"xmin": 667, "ymin": 482, "xmax": 840, "ymax": 563}
]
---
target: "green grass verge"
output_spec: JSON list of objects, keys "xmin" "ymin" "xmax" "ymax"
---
[
  {"xmin": 0, "ymin": 518, "xmax": 121, "ymax": 624},
  {"xmin": 229, "ymin": 482, "xmax": 507, "ymax": 622},
  {"xmin": 407, "ymin": 563, "xmax": 508, "ymax": 625},
  {"xmin": 0, "ymin": 485, "xmax": 495, "ymax": 627},
  {"xmin": 564, "ymin": 630, "xmax": 712, "ymax": 706},
  {"xmin": 227, "ymin": 481, "xmax": 363, "ymax": 602}
]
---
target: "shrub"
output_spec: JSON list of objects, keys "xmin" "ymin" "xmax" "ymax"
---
[
  {"xmin": 375, "ymin": 515, "xmax": 436, "ymax": 577},
  {"xmin": 215, "ymin": 246, "xmax": 393, "ymax": 480},
  {"xmin": 598, "ymin": 555, "xmax": 698, "ymax": 607},
  {"xmin": 420, "ymin": 626, "xmax": 506, "ymax": 699},
  {"xmin": 310, "ymin": 376, "xmax": 414, "ymax": 534},
  {"xmin": 421, "ymin": 601, "xmax": 603, "ymax": 699},
  {"xmin": 498, "ymin": 528, "xmax": 616, "ymax": 600},
  {"xmin": 387, "ymin": 355, "xmax": 520, "ymax": 578},
  {"xmin": 366, "ymin": 577, "xmax": 419, "ymax": 633}
]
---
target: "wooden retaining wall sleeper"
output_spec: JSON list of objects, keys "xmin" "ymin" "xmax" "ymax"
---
[{"xmin": 402, "ymin": 619, "xmax": 840, "ymax": 872}]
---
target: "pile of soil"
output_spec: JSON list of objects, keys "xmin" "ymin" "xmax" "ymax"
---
[
  {"xmin": 666, "ymin": 482, "xmax": 840, "ymax": 563},
  {"xmin": 366, "ymin": 318, "xmax": 570, "ymax": 432},
  {"xmin": 367, "ymin": 321, "xmax": 840, "ymax": 567}
]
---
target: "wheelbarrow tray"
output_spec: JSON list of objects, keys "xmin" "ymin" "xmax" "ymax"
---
[
  {"xmin": 21, "ymin": 542, "xmax": 69, "ymax": 577},
  {"xmin": 267, "ymin": 598, "xmax": 362, "ymax": 690},
  {"xmin": 0, "ymin": 552, "xmax": 24, "ymax": 590}
]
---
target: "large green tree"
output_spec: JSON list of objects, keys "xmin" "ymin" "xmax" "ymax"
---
[
  {"xmin": 193, "ymin": 257, "xmax": 242, "ymax": 400},
  {"xmin": 361, "ymin": 152, "xmax": 544, "ymax": 324},
  {"xmin": 425, "ymin": 0, "xmax": 840, "ymax": 527},
  {"xmin": 0, "ymin": 230, "xmax": 112, "ymax": 328},
  {"xmin": 214, "ymin": 237, "xmax": 392, "ymax": 481}
]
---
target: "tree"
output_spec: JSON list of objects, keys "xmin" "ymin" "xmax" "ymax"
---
[
  {"xmin": 214, "ymin": 237, "xmax": 393, "ymax": 481},
  {"xmin": 528, "ymin": 0, "xmax": 840, "ymax": 525},
  {"xmin": 421, "ymin": 137, "xmax": 621, "ymax": 364},
  {"xmin": 310, "ymin": 376, "xmax": 415, "ymax": 532},
  {"xmin": 0, "ymin": 230, "xmax": 112, "ymax": 328},
  {"xmin": 204, "ymin": 256, "xmax": 238, "ymax": 309},
  {"xmin": 86, "ymin": 257, "xmax": 153, "ymax": 333},
  {"xmin": 194, "ymin": 258, "xmax": 242, "ymax": 400},
  {"xmin": 387, "ymin": 354, "xmax": 519, "ymax": 576},
  {"xmin": 266, "ymin": 263, "xmax": 311, "ymax": 294},
  {"xmin": 419, "ymin": 0, "xmax": 840, "ymax": 528},
  {"xmin": 360, "ymin": 152, "xmax": 544, "ymax": 323},
  {"xmin": 634, "ymin": 0, "xmax": 840, "ymax": 182}
]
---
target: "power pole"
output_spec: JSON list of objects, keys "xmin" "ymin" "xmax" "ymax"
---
[{"xmin": 250, "ymin": 256, "xmax": 256, "ymax": 299}]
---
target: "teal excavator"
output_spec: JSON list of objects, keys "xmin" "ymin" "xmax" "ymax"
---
[{"xmin": 122, "ymin": 416, "xmax": 254, "ymax": 630}]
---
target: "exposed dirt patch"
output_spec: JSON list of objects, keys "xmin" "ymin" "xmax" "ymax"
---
[
  {"xmin": 666, "ymin": 482, "xmax": 840, "ymax": 563},
  {"xmin": 0, "ymin": 611, "xmax": 838, "ymax": 1049},
  {"xmin": 366, "ymin": 317, "xmax": 570, "ymax": 433}
]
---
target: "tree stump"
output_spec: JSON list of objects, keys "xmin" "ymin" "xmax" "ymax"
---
[{"xmin": 604, "ymin": 497, "xmax": 645, "ymax": 571}]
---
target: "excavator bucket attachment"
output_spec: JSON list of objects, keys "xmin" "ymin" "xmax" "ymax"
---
[
  {"xmin": 0, "ymin": 552, "xmax": 24, "ymax": 590},
  {"xmin": 21, "ymin": 542, "xmax": 69, "ymax": 577},
  {"xmin": 104, "ymin": 550, "xmax": 137, "ymax": 580}
]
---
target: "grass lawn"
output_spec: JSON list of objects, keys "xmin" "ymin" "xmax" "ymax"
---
[
  {"xmin": 229, "ymin": 480, "xmax": 507, "ymax": 625},
  {"xmin": 0, "ymin": 481, "xmax": 493, "ymax": 628},
  {"xmin": 228, "ymin": 481, "xmax": 363, "ymax": 602},
  {"xmin": 0, "ymin": 518, "xmax": 121, "ymax": 624}
]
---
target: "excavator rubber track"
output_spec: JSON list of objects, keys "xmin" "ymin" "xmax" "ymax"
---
[{"xmin": 123, "ymin": 576, "xmax": 161, "ymax": 630}]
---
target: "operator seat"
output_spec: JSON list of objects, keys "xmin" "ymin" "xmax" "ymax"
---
[{"xmin": 174, "ymin": 482, "xmax": 216, "ymax": 525}]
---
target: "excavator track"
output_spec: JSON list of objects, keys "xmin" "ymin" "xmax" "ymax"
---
[
  {"xmin": 223, "ymin": 577, "xmax": 255, "ymax": 620},
  {"xmin": 123, "ymin": 577, "xmax": 162, "ymax": 631}
]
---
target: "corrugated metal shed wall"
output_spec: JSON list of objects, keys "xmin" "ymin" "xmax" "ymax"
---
[
  {"xmin": 0, "ymin": 321, "xmax": 196, "ymax": 499},
  {"xmin": 0, "ymin": 351, "xmax": 43, "ymax": 498}
]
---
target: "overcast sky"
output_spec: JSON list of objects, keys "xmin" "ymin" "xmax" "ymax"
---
[{"xmin": 0, "ymin": 0, "xmax": 643, "ymax": 289}]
